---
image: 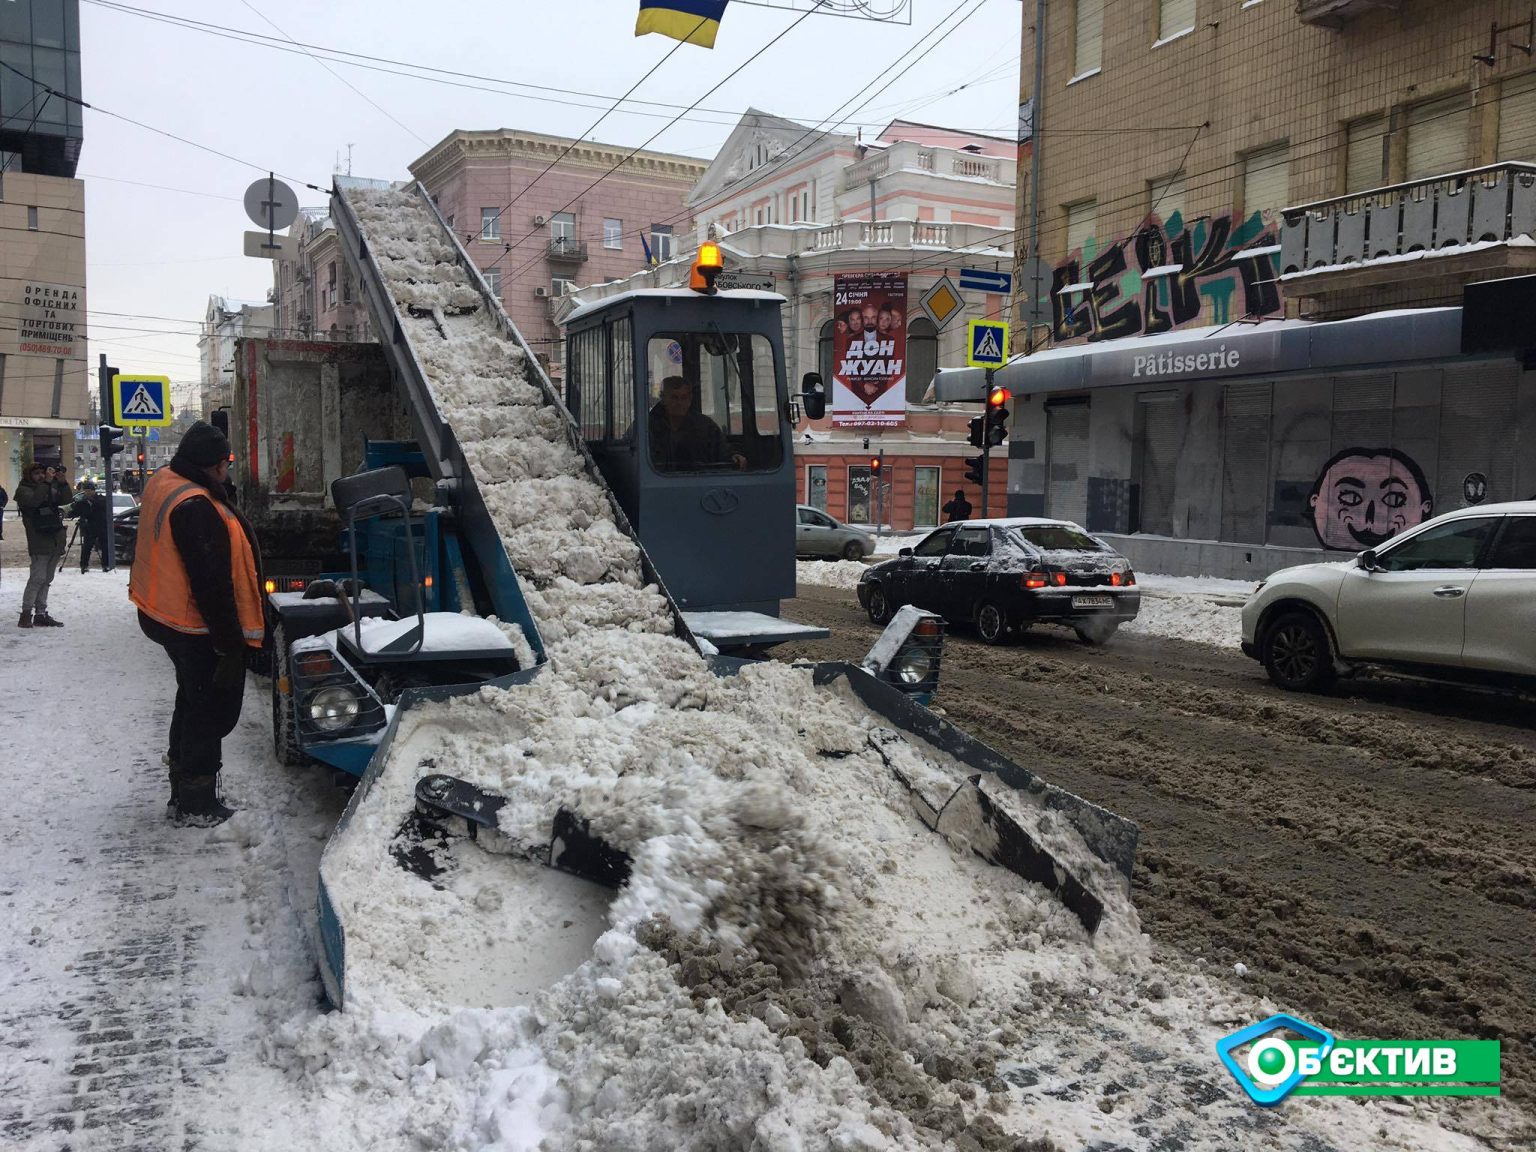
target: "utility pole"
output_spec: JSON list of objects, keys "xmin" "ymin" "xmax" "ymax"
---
[
  {"xmin": 98, "ymin": 354, "xmax": 117, "ymax": 571},
  {"xmin": 1025, "ymin": 0, "xmax": 1046, "ymax": 351},
  {"xmin": 980, "ymin": 368, "xmax": 994, "ymax": 519}
]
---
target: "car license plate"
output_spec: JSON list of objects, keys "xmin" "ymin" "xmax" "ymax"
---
[{"xmin": 1072, "ymin": 595, "xmax": 1113, "ymax": 609}]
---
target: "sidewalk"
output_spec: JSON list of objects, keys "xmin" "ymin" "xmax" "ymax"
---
[{"xmin": 0, "ymin": 564, "xmax": 347, "ymax": 1150}]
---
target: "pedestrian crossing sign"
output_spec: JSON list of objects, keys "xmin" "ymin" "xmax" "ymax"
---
[
  {"xmin": 966, "ymin": 319, "xmax": 1009, "ymax": 368},
  {"xmin": 112, "ymin": 375, "xmax": 172, "ymax": 427}
]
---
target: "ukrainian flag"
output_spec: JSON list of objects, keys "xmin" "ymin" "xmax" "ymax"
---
[{"xmin": 635, "ymin": 0, "xmax": 729, "ymax": 48}]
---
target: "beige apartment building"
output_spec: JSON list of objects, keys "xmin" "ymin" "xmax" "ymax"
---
[{"xmin": 953, "ymin": 0, "xmax": 1536, "ymax": 577}]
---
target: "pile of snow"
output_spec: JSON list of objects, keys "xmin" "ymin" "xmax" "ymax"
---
[{"xmin": 277, "ymin": 187, "xmax": 1499, "ymax": 1151}]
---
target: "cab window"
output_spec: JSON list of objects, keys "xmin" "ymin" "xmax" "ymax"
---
[
  {"xmin": 953, "ymin": 527, "xmax": 991, "ymax": 557},
  {"xmin": 645, "ymin": 333, "xmax": 784, "ymax": 474}
]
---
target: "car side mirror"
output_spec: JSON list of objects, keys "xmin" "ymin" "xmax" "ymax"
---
[
  {"xmin": 800, "ymin": 372, "xmax": 826, "ymax": 422},
  {"xmin": 1358, "ymin": 549, "xmax": 1378, "ymax": 571},
  {"xmin": 899, "ymin": 547, "xmax": 913, "ymax": 558}
]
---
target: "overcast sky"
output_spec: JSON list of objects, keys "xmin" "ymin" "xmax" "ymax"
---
[{"xmin": 77, "ymin": 0, "xmax": 1021, "ymax": 409}]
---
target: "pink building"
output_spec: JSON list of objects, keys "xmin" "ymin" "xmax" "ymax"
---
[{"xmin": 410, "ymin": 130, "xmax": 707, "ymax": 382}]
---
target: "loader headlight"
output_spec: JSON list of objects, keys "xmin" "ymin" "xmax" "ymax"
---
[
  {"xmin": 308, "ymin": 686, "xmax": 361, "ymax": 732},
  {"xmin": 893, "ymin": 649, "xmax": 932, "ymax": 685}
]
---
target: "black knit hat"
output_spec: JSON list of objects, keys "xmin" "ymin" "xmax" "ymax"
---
[{"xmin": 175, "ymin": 421, "xmax": 232, "ymax": 469}]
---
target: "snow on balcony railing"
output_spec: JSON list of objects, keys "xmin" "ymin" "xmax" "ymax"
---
[
  {"xmin": 914, "ymin": 223, "xmax": 951, "ymax": 246},
  {"xmin": 860, "ymin": 222, "xmax": 894, "ymax": 245},
  {"xmin": 1279, "ymin": 162, "xmax": 1536, "ymax": 277}
]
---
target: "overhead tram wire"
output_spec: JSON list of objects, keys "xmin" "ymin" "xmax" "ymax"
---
[
  {"xmin": 489, "ymin": 2, "xmax": 832, "ymax": 282},
  {"xmin": 0, "ymin": 59, "xmax": 329, "ymax": 193},
  {"xmin": 470, "ymin": 14, "xmax": 716, "ymax": 244},
  {"xmin": 498, "ymin": 0, "xmax": 991, "ymax": 274}
]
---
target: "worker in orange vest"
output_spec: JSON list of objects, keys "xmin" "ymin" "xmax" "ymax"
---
[{"xmin": 130, "ymin": 421, "xmax": 265, "ymax": 827}]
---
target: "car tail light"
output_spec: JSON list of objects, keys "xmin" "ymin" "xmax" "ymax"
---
[
  {"xmin": 1124, "ymin": 570, "xmax": 1136, "ymax": 586},
  {"xmin": 1052, "ymin": 571, "xmax": 1067, "ymax": 586},
  {"xmin": 1110, "ymin": 572, "xmax": 1121, "ymax": 587},
  {"xmin": 1022, "ymin": 571, "xmax": 1048, "ymax": 589}
]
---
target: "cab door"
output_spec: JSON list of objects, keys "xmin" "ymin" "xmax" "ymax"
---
[
  {"xmin": 1462, "ymin": 515, "xmax": 1536, "ymax": 675},
  {"xmin": 1334, "ymin": 516, "xmax": 1498, "ymax": 666}
]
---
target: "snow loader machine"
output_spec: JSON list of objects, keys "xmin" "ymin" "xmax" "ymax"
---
[{"xmin": 300, "ymin": 176, "xmax": 1139, "ymax": 1009}]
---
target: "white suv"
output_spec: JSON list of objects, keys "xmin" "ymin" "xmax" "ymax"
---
[{"xmin": 1241, "ymin": 501, "xmax": 1536, "ymax": 692}]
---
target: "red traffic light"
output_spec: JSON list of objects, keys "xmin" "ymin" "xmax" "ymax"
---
[
  {"xmin": 987, "ymin": 385, "xmax": 1011, "ymax": 408},
  {"xmin": 869, "ymin": 456, "xmax": 882, "ymax": 473}
]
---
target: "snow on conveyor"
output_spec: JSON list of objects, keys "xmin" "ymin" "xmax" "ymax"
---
[{"xmin": 296, "ymin": 188, "xmax": 1499, "ymax": 1151}]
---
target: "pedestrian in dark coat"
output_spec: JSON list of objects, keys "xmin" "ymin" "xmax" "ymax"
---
[
  {"xmin": 0, "ymin": 481, "xmax": 8, "ymax": 539},
  {"xmin": 14, "ymin": 462, "xmax": 72, "ymax": 627},
  {"xmin": 130, "ymin": 422, "xmax": 265, "ymax": 827},
  {"xmin": 71, "ymin": 481, "xmax": 110, "ymax": 572},
  {"xmin": 942, "ymin": 489, "xmax": 973, "ymax": 522}
]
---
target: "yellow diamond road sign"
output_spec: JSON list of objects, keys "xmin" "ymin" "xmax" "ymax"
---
[
  {"xmin": 966, "ymin": 319, "xmax": 1009, "ymax": 368},
  {"xmin": 919, "ymin": 275, "xmax": 965, "ymax": 330},
  {"xmin": 112, "ymin": 375, "xmax": 173, "ymax": 427}
]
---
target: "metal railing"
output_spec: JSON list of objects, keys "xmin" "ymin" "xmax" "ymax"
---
[
  {"xmin": 547, "ymin": 236, "xmax": 589, "ymax": 261},
  {"xmin": 1279, "ymin": 161, "xmax": 1536, "ymax": 276}
]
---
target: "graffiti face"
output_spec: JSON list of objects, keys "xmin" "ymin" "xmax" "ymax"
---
[{"xmin": 1308, "ymin": 448, "xmax": 1433, "ymax": 551}]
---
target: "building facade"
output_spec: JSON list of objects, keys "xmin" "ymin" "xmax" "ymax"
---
[
  {"xmin": 409, "ymin": 130, "xmax": 707, "ymax": 384},
  {"xmin": 197, "ymin": 296, "xmax": 274, "ymax": 417},
  {"xmin": 990, "ymin": 0, "xmax": 1536, "ymax": 576},
  {"xmin": 563, "ymin": 112, "xmax": 1022, "ymax": 532},
  {"xmin": 270, "ymin": 194, "xmax": 383, "ymax": 346},
  {"xmin": 0, "ymin": 0, "xmax": 86, "ymax": 492}
]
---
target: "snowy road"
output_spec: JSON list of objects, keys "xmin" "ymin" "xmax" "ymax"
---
[
  {"xmin": 2, "ymin": 560, "xmax": 1530, "ymax": 1150},
  {"xmin": 0, "ymin": 564, "xmax": 348, "ymax": 1150}
]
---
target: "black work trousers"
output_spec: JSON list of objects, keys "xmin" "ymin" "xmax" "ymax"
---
[
  {"xmin": 80, "ymin": 530, "xmax": 104, "ymax": 571},
  {"xmin": 139, "ymin": 614, "xmax": 246, "ymax": 779}
]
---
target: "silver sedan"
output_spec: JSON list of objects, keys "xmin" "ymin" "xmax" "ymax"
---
[{"xmin": 796, "ymin": 504, "xmax": 876, "ymax": 561}]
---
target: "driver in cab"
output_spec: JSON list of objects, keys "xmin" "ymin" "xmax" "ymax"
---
[{"xmin": 648, "ymin": 375, "xmax": 746, "ymax": 472}]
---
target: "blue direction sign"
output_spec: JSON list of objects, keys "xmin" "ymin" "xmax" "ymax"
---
[
  {"xmin": 959, "ymin": 267, "xmax": 1012, "ymax": 294},
  {"xmin": 966, "ymin": 319, "xmax": 1009, "ymax": 369},
  {"xmin": 112, "ymin": 375, "xmax": 172, "ymax": 427}
]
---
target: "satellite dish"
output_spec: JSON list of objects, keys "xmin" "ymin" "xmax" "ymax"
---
[{"xmin": 243, "ymin": 176, "xmax": 299, "ymax": 232}]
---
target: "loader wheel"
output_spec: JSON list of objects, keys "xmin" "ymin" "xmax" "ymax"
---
[
  {"xmin": 865, "ymin": 583, "xmax": 894, "ymax": 625},
  {"xmin": 1263, "ymin": 611, "xmax": 1336, "ymax": 693},
  {"xmin": 271, "ymin": 623, "xmax": 305, "ymax": 767},
  {"xmin": 975, "ymin": 601, "xmax": 1009, "ymax": 645}
]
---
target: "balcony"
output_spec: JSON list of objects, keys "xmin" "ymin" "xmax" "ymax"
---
[
  {"xmin": 840, "ymin": 141, "xmax": 1012, "ymax": 192},
  {"xmin": 800, "ymin": 219, "xmax": 1006, "ymax": 255},
  {"xmin": 1296, "ymin": 0, "xmax": 1402, "ymax": 28},
  {"xmin": 547, "ymin": 236, "xmax": 588, "ymax": 263},
  {"xmin": 1279, "ymin": 162, "xmax": 1536, "ymax": 312}
]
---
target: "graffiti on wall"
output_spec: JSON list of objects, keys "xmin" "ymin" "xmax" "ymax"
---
[
  {"xmin": 1309, "ymin": 448, "xmax": 1434, "ymax": 551},
  {"xmin": 1052, "ymin": 211, "xmax": 1282, "ymax": 343}
]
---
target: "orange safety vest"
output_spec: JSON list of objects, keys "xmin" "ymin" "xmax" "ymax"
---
[{"xmin": 129, "ymin": 467, "xmax": 265, "ymax": 647}]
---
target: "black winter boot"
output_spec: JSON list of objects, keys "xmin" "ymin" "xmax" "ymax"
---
[
  {"xmin": 32, "ymin": 612, "xmax": 63, "ymax": 628},
  {"xmin": 172, "ymin": 774, "xmax": 235, "ymax": 828},
  {"xmin": 17, "ymin": 611, "xmax": 32, "ymax": 628}
]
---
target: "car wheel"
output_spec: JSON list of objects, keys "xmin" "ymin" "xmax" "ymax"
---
[
  {"xmin": 1074, "ymin": 618, "xmax": 1120, "ymax": 645},
  {"xmin": 271, "ymin": 623, "xmax": 305, "ymax": 767},
  {"xmin": 866, "ymin": 583, "xmax": 894, "ymax": 625},
  {"xmin": 842, "ymin": 540, "xmax": 865, "ymax": 561},
  {"xmin": 1263, "ymin": 611, "xmax": 1336, "ymax": 692},
  {"xmin": 975, "ymin": 601, "xmax": 1009, "ymax": 645}
]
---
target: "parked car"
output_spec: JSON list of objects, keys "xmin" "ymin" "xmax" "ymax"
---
[
  {"xmin": 856, "ymin": 518, "xmax": 1140, "ymax": 644},
  {"xmin": 113, "ymin": 504, "xmax": 138, "ymax": 564},
  {"xmin": 1242, "ymin": 501, "xmax": 1536, "ymax": 692},
  {"xmin": 796, "ymin": 504, "xmax": 877, "ymax": 561},
  {"xmin": 112, "ymin": 492, "xmax": 137, "ymax": 516}
]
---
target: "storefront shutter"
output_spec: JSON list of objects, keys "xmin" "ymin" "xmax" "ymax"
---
[
  {"xmin": 1330, "ymin": 373, "xmax": 1393, "ymax": 454},
  {"xmin": 1497, "ymin": 73, "xmax": 1536, "ymax": 162},
  {"xmin": 1135, "ymin": 392, "xmax": 1182, "ymax": 536},
  {"xmin": 1406, "ymin": 95, "xmax": 1470, "ymax": 180},
  {"xmin": 1074, "ymin": 0, "xmax": 1103, "ymax": 75},
  {"xmin": 1435, "ymin": 362, "xmax": 1518, "ymax": 510},
  {"xmin": 1346, "ymin": 116, "xmax": 1388, "ymax": 193},
  {"xmin": 1046, "ymin": 400, "xmax": 1090, "ymax": 525},
  {"xmin": 1221, "ymin": 382, "xmax": 1272, "ymax": 544},
  {"xmin": 1243, "ymin": 144, "xmax": 1290, "ymax": 216}
]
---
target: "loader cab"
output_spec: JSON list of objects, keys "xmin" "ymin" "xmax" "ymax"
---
[{"xmin": 564, "ymin": 288, "xmax": 802, "ymax": 615}]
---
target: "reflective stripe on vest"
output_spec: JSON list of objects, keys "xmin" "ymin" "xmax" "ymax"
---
[{"xmin": 128, "ymin": 468, "xmax": 264, "ymax": 646}]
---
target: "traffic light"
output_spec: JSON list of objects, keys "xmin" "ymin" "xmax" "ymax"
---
[
  {"xmin": 967, "ymin": 415, "xmax": 985, "ymax": 449},
  {"xmin": 870, "ymin": 454, "xmax": 883, "ymax": 476},
  {"xmin": 963, "ymin": 455, "xmax": 985, "ymax": 486},
  {"xmin": 985, "ymin": 385, "xmax": 1010, "ymax": 447},
  {"xmin": 136, "ymin": 451, "xmax": 146, "ymax": 466},
  {"xmin": 100, "ymin": 424, "xmax": 124, "ymax": 461},
  {"xmin": 689, "ymin": 242, "xmax": 723, "ymax": 295}
]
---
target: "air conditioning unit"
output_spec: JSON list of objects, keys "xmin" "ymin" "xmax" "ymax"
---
[
  {"xmin": 533, "ymin": 285, "xmax": 551, "ymax": 298},
  {"xmin": 533, "ymin": 214, "xmax": 547, "ymax": 226}
]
